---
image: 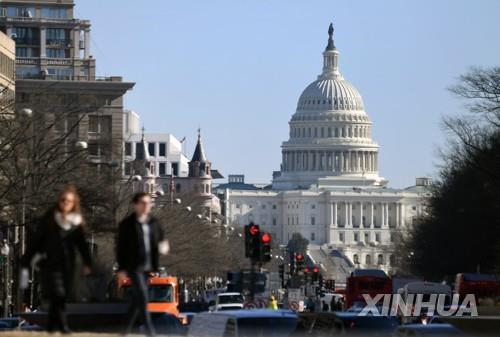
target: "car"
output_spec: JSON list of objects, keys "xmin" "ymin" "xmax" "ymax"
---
[
  {"xmin": 209, "ymin": 292, "xmax": 245, "ymax": 312},
  {"xmin": 393, "ymin": 323, "xmax": 470, "ymax": 336},
  {"xmin": 139, "ymin": 312, "xmax": 187, "ymax": 336},
  {"xmin": 0, "ymin": 317, "xmax": 20, "ymax": 330},
  {"xmin": 188, "ymin": 309, "xmax": 298, "ymax": 337},
  {"xmin": 335, "ymin": 312, "xmax": 400, "ymax": 336},
  {"xmin": 0, "ymin": 317, "xmax": 41, "ymax": 332},
  {"xmin": 294, "ymin": 312, "xmax": 399, "ymax": 337}
]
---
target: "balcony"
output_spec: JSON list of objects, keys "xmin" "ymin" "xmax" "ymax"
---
[
  {"xmin": 46, "ymin": 39, "xmax": 72, "ymax": 48},
  {"xmin": 0, "ymin": 16, "xmax": 89, "ymax": 26},
  {"xmin": 16, "ymin": 72, "xmax": 118, "ymax": 82},
  {"xmin": 13, "ymin": 37, "xmax": 40, "ymax": 46},
  {"xmin": 17, "ymin": 57, "xmax": 39, "ymax": 65}
]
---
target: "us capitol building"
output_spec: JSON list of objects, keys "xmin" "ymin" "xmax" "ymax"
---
[{"xmin": 218, "ymin": 24, "xmax": 431, "ymax": 281}]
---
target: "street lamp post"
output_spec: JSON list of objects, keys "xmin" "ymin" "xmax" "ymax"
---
[
  {"xmin": 17, "ymin": 108, "xmax": 33, "ymax": 258},
  {"xmin": 1, "ymin": 239, "xmax": 10, "ymax": 317}
]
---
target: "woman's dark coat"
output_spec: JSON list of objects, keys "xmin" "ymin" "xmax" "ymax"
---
[{"xmin": 21, "ymin": 209, "xmax": 92, "ymax": 297}]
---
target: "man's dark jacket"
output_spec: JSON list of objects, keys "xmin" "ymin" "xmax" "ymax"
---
[{"xmin": 116, "ymin": 213, "xmax": 164, "ymax": 272}]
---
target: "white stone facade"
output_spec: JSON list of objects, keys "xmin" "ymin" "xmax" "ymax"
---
[
  {"xmin": 222, "ymin": 25, "xmax": 430, "ymax": 274},
  {"xmin": 123, "ymin": 110, "xmax": 189, "ymax": 191},
  {"xmin": 224, "ymin": 186, "xmax": 427, "ymax": 272}
]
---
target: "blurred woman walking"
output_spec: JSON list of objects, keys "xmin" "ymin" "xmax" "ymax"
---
[{"xmin": 21, "ymin": 185, "xmax": 92, "ymax": 333}]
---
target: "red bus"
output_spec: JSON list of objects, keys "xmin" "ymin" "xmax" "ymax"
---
[
  {"xmin": 345, "ymin": 269, "xmax": 392, "ymax": 309},
  {"xmin": 455, "ymin": 273, "xmax": 500, "ymax": 303}
]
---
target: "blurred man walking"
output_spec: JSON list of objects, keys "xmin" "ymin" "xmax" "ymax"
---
[{"xmin": 117, "ymin": 192, "xmax": 170, "ymax": 336}]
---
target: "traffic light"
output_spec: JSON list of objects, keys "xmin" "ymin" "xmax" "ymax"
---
[
  {"xmin": 303, "ymin": 266, "xmax": 311, "ymax": 285},
  {"xmin": 245, "ymin": 223, "xmax": 260, "ymax": 259},
  {"xmin": 260, "ymin": 232, "xmax": 272, "ymax": 263},
  {"xmin": 295, "ymin": 253, "xmax": 305, "ymax": 272},
  {"xmin": 312, "ymin": 266, "xmax": 320, "ymax": 283},
  {"xmin": 278, "ymin": 264, "xmax": 285, "ymax": 287}
]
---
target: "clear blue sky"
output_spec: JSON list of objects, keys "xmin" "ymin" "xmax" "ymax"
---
[{"xmin": 77, "ymin": 0, "xmax": 500, "ymax": 188}]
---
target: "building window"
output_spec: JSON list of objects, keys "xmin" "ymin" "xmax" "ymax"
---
[
  {"xmin": 159, "ymin": 142, "xmax": 166, "ymax": 156},
  {"xmin": 41, "ymin": 7, "xmax": 68, "ymax": 18},
  {"xmin": 339, "ymin": 232, "xmax": 344, "ymax": 242},
  {"xmin": 353, "ymin": 232, "xmax": 359, "ymax": 242},
  {"xmin": 88, "ymin": 115, "xmax": 111, "ymax": 134},
  {"xmin": 375, "ymin": 232, "xmax": 381, "ymax": 243},
  {"xmin": 125, "ymin": 142, "xmax": 132, "ymax": 156},
  {"xmin": 364, "ymin": 232, "xmax": 369, "ymax": 243},
  {"xmin": 377, "ymin": 254, "xmax": 384, "ymax": 265},
  {"xmin": 272, "ymin": 217, "xmax": 277, "ymax": 226},
  {"xmin": 46, "ymin": 48, "xmax": 67, "ymax": 58},
  {"xmin": 365, "ymin": 254, "xmax": 372, "ymax": 265},
  {"xmin": 148, "ymin": 143, "xmax": 155, "ymax": 156},
  {"xmin": 311, "ymin": 216, "xmax": 315, "ymax": 226},
  {"xmin": 88, "ymin": 116, "xmax": 98, "ymax": 133},
  {"xmin": 124, "ymin": 162, "xmax": 132, "ymax": 175},
  {"xmin": 7, "ymin": 6, "xmax": 35, "ymax": 18},
  {"xmin": 159, "ymin": 162, "xmax": 166, "ymax": 176},
  {"xmin": 272, "ymin": 205, "xmax": 277, "ymax": 210},
  {"xmin": 390, "ymin": 254, "xmax": 396, "ymax": 266},
  {"xmin": 175, "ymin": 184, "xmax": 181, "ymax": 193},
  {"xmin": 353, "ymin": 254, "xmax": 359, "ymax": 264},
  {"xmin": 262, "ymin": 204, "xmax": 266, "ymax": 209},
  {"xmin": 171, "ymin": 162, "xmax": 179, "ymax": 176},
  {"xmin": 311, "ymin": 204, "xmax": 316, "ymax": 209},
  {"xmin": 310, "ymin": 232, "xmax": 315, "ymax": 241}
]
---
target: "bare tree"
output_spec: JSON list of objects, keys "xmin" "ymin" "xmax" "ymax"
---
[{"xmin": 154, "ymin": 193, "xmax": 247, "ymax": 279}]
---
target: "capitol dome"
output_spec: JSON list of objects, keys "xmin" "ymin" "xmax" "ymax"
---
[
  {"xmin": 297, "ymin": 75, "xmax": 364, "ymax": 112},
  {"xmin": 273, "ymin": 23, "xmax": 387, "ymax": 190}
]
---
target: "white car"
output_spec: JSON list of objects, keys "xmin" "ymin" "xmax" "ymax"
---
[{"xmin": 209, "ymin": 292, "xmax": 245, "ymax": 311}]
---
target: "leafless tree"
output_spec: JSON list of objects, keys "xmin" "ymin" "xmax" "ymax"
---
[{"xmin": 154, "ymin": 193, "xmax": 247, "ymax": 280}]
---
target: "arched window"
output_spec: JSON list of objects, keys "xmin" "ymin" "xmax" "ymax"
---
[
  {"xmin": 377, "ymin": 254, "xmax": 384, "ymax": 265},
  {"xmin": 365, "ymin": 254, "xmax": 372, "ymax": 265},
  {"xmin": 353, "ymin": 254, "xmax": 359, "ymax": 264},
  {"xmin": 390, "ymin": 254, "xmax": 396, "ymax": 266}
]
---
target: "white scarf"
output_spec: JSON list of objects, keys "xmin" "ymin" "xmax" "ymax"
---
[{"xmin": 54, "ymin": 211, "xmax": 82, "ymax": 231}]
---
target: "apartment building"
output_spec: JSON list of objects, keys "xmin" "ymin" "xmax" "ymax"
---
[
  {"xmin": 0, "ymin": 0, "xmax": 134, "ymax": 165},
  {"xmin": 0, "ymin": 31, "xmax": 15, "ymax": 112}
]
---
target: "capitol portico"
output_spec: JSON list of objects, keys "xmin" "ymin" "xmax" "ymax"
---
[{"xmin": 218, "ymin": 24, "xmax": 430, "ymax": 282}]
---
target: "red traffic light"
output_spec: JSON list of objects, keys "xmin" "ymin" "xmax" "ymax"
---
[
  {"xmin": 313, "ymin": 266, "xmax": 319, "ymax": 273},
  {"xmin": 296, "ymin": 253, "xmax": 304, "ymax": 261},
  {"xmin": 249, "ymin": 224, "xmax": 260, "ymax": 236},
  {"xmin": 261, "ymin": 232, "xmax": 272, "ymax": 244},
  {"xmin": 303, "ymin": 267, "xmax": 310, "ymax": 273}
]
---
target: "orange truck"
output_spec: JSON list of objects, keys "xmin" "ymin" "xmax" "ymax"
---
[{"xmin": 117, "ymin": 271, "xmax": 180, "ymax": 317}]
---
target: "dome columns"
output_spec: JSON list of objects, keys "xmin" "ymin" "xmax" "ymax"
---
[{"xmin": 281, "ymin": 149, "xmax": 378, "ymax": 174}]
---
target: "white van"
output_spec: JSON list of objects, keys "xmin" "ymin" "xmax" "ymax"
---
[{"xmin": 209, "ymin": 292, "xmax": 245, "ymax": 312}]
